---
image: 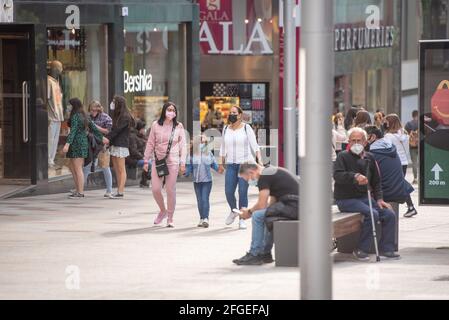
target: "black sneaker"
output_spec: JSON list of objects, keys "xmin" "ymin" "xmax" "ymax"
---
[
  {"xmin": 110, "ymin": 193, "xmax": 124, "ymax": 199},
  {"xmin": 404, "ymin": 208, "xmax": 418, "ymax": 218},
  {"xmin": 68, "ymin": 192, "xmax": 85, "ymax": 199},
  {"xmin": 380, "ymin": 252, "xmax": 401, "ymax": 260},
  {"xmin": 353, "ymin": 249, "xmax": 370, "ymax": 261},
  {"xmin": 233, "ymin": 252, "xmax": 264, "ymax": 265},
  {"xmin": 259, "ymin": 252, "xmax": 274, "ymax": 264}
]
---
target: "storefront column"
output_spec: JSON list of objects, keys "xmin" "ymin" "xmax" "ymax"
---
[
  {"xmin": 108, "ymin": 9, "xmax": 125, "ymax": 101},
  {"xmin": 187, "ymin": 3, "xmax": 200, "ymax": 136}
]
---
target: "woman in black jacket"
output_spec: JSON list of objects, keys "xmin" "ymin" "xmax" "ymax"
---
[{"xmin": 107, "ymin": 95, "xmax": 135, "ymax": 199}]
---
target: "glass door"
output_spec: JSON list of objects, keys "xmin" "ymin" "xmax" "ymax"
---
[{"xmin": 0, "ymin": 30, "xmax": 32, "ymax": 182}]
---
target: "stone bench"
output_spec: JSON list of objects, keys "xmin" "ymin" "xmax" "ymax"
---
[{"xmin": 273, "ymin": 203, "xmax": 400, "ymax": 267}]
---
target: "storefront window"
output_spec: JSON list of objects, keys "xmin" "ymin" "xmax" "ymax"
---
[
  {"xmin": 47, "ymin": 25, "xmax": 108, "ymax": 178},
  {"xmin": 124, "ymin": 23, "xmax": 187, "ymax": 129}
]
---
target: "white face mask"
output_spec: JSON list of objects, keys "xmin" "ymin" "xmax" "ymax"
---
[
  {"xmin": 110, "ymin": 101, "xmax": 115, "ymax": 111},
  {"xmin": 350, "ymin": 143, "xmax": 365, "ymax": 155}
]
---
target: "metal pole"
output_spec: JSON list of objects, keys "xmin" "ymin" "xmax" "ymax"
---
[
  {"xmin": 283, "ymin": 0, "xmax": 297, "ymax": 173},
  {"xmin": 299, "ymin": 0, "xmax": 333, "ymax": 300}
]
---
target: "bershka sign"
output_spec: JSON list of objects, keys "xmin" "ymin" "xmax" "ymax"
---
[
  {"xmin": 124, "ymin": 70, "xmax": 152, "ymax": 94},
  {"xmin": 334, "ymin": 25, "xmax": 395, "ymax": 52}
]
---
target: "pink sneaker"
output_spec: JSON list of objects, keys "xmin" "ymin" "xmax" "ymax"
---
[
  {"xmin": 167, "ymin": 212, "xmax": 174, "ymax": 228},
  {"xmin": 154, "ymin": 211, "xmax": 167, "ymax": 225}
]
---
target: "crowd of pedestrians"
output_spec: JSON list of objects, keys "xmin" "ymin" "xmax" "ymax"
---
[{"xmin": 61, "ymin": 96, "xmax": 420, "ymax": 265}]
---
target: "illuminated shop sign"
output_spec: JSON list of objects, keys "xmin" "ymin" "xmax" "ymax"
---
[
  {"xmin": 124, "ymin": 69, "xmax": 153, "ymax": 94},
  {"xmin": 334, "ymin": 25, "xmax": 395, "ymax": 52},
  {"xmin": 199, "ymin": 0, "xmax": 273, "ymax": 55}
]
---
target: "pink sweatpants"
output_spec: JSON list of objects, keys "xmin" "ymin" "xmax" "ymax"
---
[{"xmin": 151, "ymin": 164, "xmax": 179, "ymax": 218}]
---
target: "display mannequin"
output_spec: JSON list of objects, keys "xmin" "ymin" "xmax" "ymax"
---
[{"xmin": 47, "ymin": 60, "xmax": 64, "ymax": 167}]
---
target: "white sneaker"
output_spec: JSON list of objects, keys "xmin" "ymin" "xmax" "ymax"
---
[
  {"xmin": 104, "ymin": 192, "xmax": 112, "ymax": 198},
  {"xmin": 197, "ymin": 219, "xmax": 204, "ymax": 227},
  {"xmin": 225, "ymin": 210, "xmax": 239, "ymax": 225},
  {"xmin": 239, "ymin": 219, "xmax": 247, "ymax": 230},
  {"xmin": 202, "ymin": 218, "xmax": 209, "ymax": 228}
]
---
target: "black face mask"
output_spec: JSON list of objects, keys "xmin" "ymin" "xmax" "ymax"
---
[{"xmin": 228, "ymin": 114, "xmax": 238, "ymax": 124}]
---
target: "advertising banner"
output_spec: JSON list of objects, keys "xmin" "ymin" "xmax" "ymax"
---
[{"xmin": 419, "ymin": 40, "xmax": 449, "ymax": 205}]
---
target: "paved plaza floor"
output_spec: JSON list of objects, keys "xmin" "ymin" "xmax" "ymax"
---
[{"xmin": 0, "ymin": 172, "xmax": 448, "ymax": 299}]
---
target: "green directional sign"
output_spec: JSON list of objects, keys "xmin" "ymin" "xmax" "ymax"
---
[
  {"xmin": 423, "ymin": 143, "xmax": 449, "ymax": 200},
  {"xmin": 419, "ymin": 41, "xmax": 449, "ymax": 205}
]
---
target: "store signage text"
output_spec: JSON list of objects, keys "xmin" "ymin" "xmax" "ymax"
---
[
  {"xmin": 199, "ymin": 20, "xmax": 273, "ymax": 55},
  {"xmin": 0, "ymin": 0, "xmax": 14, "ymax": 23},
  {"xmin": 430, "ymin": 163, "xmax": 446, "ymax": 186},
  {"xmin": 65, "ymin": 5, "xmax": 80, "ymax": 30},
  {"xmin": 334, "ymin": 25, "xmax": 395, "ymax": 52},
  {"xmin": 124, "ymin": 70, "xmax": 152, "ymax": 94}
]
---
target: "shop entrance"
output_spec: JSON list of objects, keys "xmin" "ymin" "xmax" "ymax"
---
[{"xmin": 0, "ymin": 27, "xmax": 33, "ymax": 194}]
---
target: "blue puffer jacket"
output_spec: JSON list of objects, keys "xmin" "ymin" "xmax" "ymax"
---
[{"xmin": 369, "ymin": 139, "xmax": 414, "ymax": 202}]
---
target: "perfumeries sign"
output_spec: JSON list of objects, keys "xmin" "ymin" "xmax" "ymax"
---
[{"xmin": 334, "ymin": 25, "xmax": 395, "ymax": 52}]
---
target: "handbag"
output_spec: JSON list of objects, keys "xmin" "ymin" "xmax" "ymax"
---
[
  {"xmin": 97, "ymin": 149, "xmax": 110, "ymax": 168},
  {"xmin": 154, "ymin": 124, "xmax": 176, "ymax": 178}
]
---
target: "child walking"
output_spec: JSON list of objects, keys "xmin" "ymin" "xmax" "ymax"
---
[{"xmin": 185, "ymin": 135, "xmax": 220, "ymax": 228}]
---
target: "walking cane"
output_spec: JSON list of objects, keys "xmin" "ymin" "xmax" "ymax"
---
[{"xmin": 364, "ymin": 159, "xmax": 381, "ymax": 262}]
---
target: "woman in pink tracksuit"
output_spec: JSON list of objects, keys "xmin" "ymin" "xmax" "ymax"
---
[{"xmin": 143, "ymin": 102, "xmax": 187, "ymax": 228}]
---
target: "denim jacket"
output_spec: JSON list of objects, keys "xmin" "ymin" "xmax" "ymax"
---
[{"xmin": 184, "ymin": 152, "xmax": 219, "ymax": 183}]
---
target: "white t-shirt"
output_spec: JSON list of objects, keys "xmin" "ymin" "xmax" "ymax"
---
[
  {"xmin": 220, "ymin": 124, "xmax": 260, "ymax": 164},
  {"xmin": 384, "ymin": 131, "xmax": 410, "ymax": 165}
]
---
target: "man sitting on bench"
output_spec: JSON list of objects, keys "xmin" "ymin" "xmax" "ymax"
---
[
  {"xmin": 232, "ymin": 163, "xmax": 299, "ymax": 266},
  {"xmin": 334, "ymin": 127, "xmax": 400, "ymax": 261}
]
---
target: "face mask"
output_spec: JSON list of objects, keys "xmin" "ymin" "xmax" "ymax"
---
[
  {"xmin": 110, "ymin": 101, "xmax": 115, "ymax": 111},
  {"xmin": 166, "ymin": 111, "xmax": 176, "ymax": 120},
  {"xmin": 350, "ymin": 143, "xmax": 365, "ymax": 155},
  {"xmin": 248, "ymin": 179, "xmax": 258, "ymax": 187},
  {"xmin": 228, "ymin": 114, "xmax": 238, "ymax": 124}
]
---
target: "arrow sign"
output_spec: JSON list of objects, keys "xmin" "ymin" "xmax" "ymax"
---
[{"xmin": 431, "ymin": 163, "xmax": 443, "ymax": 181}]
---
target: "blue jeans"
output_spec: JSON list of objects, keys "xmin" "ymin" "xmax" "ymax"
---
[
  {"xmin": 83, "ymin": 159, "xmax": 113, "ymax": 194},
  {"xmin": 336, "ymin": 197, "xmax": 396, "ymax": 253},
  {"xmin": 225, "ymin": 163, "xmax": 249, "ymax": 210},
  {"xmin": 137, "ymin": 159, "xmax": 145, "ymax": 168},
  {"xmin": 194, "ymin": 182, "xmax": 213, "ymax": 219},
  {"xmin": 249, "ymin": 209, "xmax": 274, "ymax": 256}
]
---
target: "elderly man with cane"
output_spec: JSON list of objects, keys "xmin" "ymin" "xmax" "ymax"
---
[{"xmin": 333, "ymin": 127, "xmax": 400, "ymax": 261}]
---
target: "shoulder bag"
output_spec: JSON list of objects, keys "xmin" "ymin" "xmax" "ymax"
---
[{"xmin": 154, "ymin": 124, "xmax": 176, "ymax": 177}]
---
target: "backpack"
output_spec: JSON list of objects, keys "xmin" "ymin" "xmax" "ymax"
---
[{"xmin": 409, "ymin": 130, "xmax": 419, "ymax": 148}]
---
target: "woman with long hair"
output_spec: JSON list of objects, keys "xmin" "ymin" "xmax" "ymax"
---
[
  {"xmin": 219, "ymin": 106, "xmax": 262, "ymax": 230},
  {"xmin": 374, "ymin": 112, "xmax": 385, "ymax": 130},
  {"xmin": 107, "ymin": 95, "xmax": 135, "ymax": 199},
  {"xmin": 354, "ymin": 110, "xmax": 372, "ymax": 129},
  {"xmin": 143, "ymin": 102, "xmax": 187, "ymax": 228},
  {"xmin": 333, "ymin": 112, "xmax": 347, "ymax": 154},
  {"xmin": 383, "ymin": 114, "xmax": 417, "ymax": 217},
  {"xmin": 344, "ymin": 106, "xmax": 359, "ymax": 131},
  {"xmin": 63, "ymin": 98, "xmax": 108, "ymax": 198}
]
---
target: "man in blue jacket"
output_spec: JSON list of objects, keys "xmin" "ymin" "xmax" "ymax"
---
[{"xmin": 365, "ymin": 126, "xmax": 418, "ymax": 218}]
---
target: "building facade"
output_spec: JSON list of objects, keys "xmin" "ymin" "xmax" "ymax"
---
[{"xmin": 0, "ymin": 0, "xmax": 199, "ymax": 197}]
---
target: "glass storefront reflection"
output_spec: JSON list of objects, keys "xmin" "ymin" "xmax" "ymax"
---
[
  {"xmin": 124, "ymin": 23, "xmax": 187, "ymax": 130},
  {"xmin": 47, "ymin": 25, "xmax": 108, "ymax": 178}
]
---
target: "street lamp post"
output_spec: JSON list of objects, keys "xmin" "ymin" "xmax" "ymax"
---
[
  {"xmin": 299, "ymin": 0, "xmax": 334, "ymax": 300},
  {"xmin": 283, "ymin": 0, "xmax": 297, "ymax": 174}
]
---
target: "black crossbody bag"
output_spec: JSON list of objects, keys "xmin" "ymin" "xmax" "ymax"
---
[{"xmin": 154, "ymin": 124, "xmax": 176, "ymax": 177}]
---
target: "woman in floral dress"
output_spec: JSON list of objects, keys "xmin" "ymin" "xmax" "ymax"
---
[{"xmin": 63, "ymin": 98, "xmax": 108, "ymax": 198}]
